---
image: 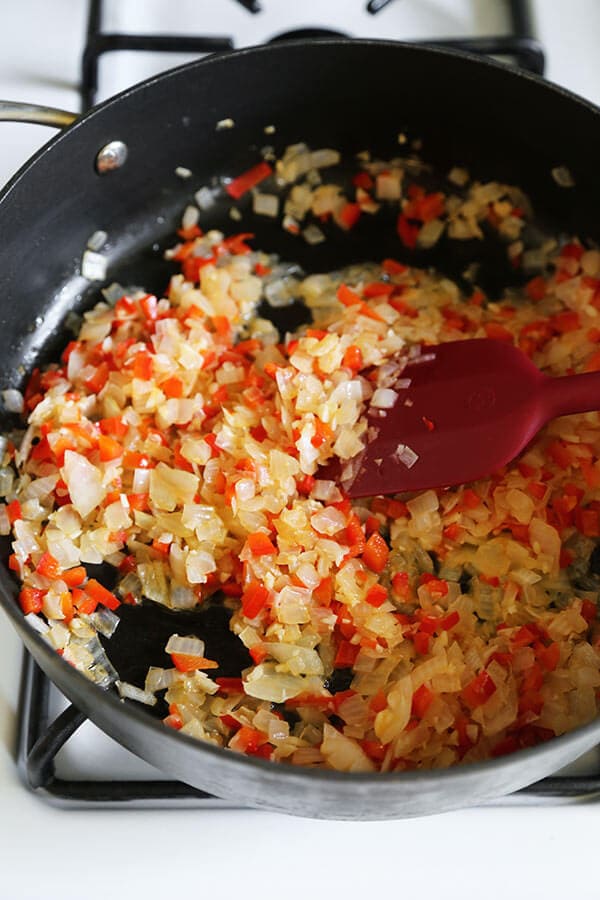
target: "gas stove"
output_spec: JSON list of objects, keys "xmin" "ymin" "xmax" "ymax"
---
[{"xmin": 3, "ymin": 0, "xmax": 600, "ymax": 823}]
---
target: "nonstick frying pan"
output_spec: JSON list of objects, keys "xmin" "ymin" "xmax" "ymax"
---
[{"xmin": 1, "ymin": 40, "xmax": 600, "ymax": 820}]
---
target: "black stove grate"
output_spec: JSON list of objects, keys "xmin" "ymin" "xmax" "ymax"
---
[
  {"xmin": 80, "ymin": 0, "xmax": 544, "ymax": 110},
  {"xmin": 17, "ymin": 655, "xmax": 600, "ymax": 809}
]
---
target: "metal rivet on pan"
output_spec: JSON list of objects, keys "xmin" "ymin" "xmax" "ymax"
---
[{"xmin": 95, "ymin": 140, "xmax": 128, "ymax": 174}]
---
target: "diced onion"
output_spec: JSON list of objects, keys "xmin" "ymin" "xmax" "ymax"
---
[
  {"xmin": 551, "ymin": 166, "xmax": 575, "ymax": 188},
  {"xmin": 87, "ymin": 230, "xmax": 107, "ymax": 251},
  {"xmin": 195, "ymin": 186, "xmax": 216, "ymax": 210},
  {"xmin": 81, "ymin": 250, "xmax": 108, "ymax": 281},
  {"xmin": 181, "ymin": 205, "xmax": 199, "ymax": 230},
  {"xmin": 116, "ymin": 681, "xmax": 157, "ymax": 705},
  {"xmin": 302, "ymin": 224, "xmax": 326, "ymax": 245},
  {"xmin": 165, "ymin": 634, "xmax": 206, "ymax": 657},
  {"xmin": 2, "ymin": 389, "xmax": 23, "ymax": 414},
  {"xmin": 253, "ymin": 193, "xmax": 279, "ymax": 217},
  {"xmin": 393, "ymin": 443, "xmax": 419, "ymax": 468},
  {"xmin": 371, "ymin": 388, "xmax": 398, "ymax": 409}
]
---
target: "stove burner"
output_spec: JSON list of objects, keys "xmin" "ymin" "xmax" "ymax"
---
[{"xmin": 268, "ymin": 27, "xmax": 349, "ymax": 44}]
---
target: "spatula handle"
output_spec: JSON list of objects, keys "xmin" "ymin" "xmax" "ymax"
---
[{"xmin": 544, "ymin": 370, "xmax": 600, "ymax": 420}]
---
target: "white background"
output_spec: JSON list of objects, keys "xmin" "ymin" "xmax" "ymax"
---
[{"xmin": 1, "ymin": 2, "xmax": 600, "ymax": 898}]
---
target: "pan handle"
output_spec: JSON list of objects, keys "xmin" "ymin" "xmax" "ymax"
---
[{"xmin": 0, "ymin": 100, "xmax": 77, "ymax": 128}]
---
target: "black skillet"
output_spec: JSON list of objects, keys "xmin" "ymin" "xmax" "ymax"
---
[{"xmin": 1, "ymin": 41, "xmax": 600, "ymax": 820}]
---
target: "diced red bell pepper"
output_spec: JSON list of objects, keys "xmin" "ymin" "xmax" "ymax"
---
[
  {"xmin": 411, "ymin": 684, "xmax": 434, "ymax": 718},
  {"xmin": 576, "ymin": 507, "xmax": 600, "ymax": 537},
  {"xmin": 413, "ymin": 632, "xmax": 431, "ymax": 655},
  {"xmin": 547, "ymin": 440, "xmax": 572, "ymax": 469},
  {"xmin": 525, "ymin": 276, "xmax": 547, "ymax": 302},
  {"xmin": 139, "ymin": 294, "xmax": 158, "ymax": 321},
  {"xmin": 492, "ymin": 736, "xmax": 520, "ymax": 758},
  {"xmin": 336, "ymin": 202, "xmax": 361, "ymax": 230},
  {"xmin": 61, "ymin": 566, "xmax": 87, "ymax": 588},
  {"xmin": 342, "ymin": 345, "xmax": 363, "ymax": 372},
  {"xmin": 85, "ymin": 578, "xmax": 120, "ymax": 610},
  {"xmin": 313, "ymin": 576, "xmax": 333, "ymax": 606},
  {"xmin": 247, "ymin": 532, "xmax": 277, "ymax": 556},
  {"xmin": 71, "ymin": 587, "xmax": 97, "ymax": 615},
  {"xmin": 84, "ymin": 362, "xmax": 110, "ymax": 394},
  {"xmin": 249, "ymin": 645, "xmax": 268, "ymax": 665},
  {"xmin": 242, "ymin": 581, "xmax": 269, "ymax": 618},
  {"xmin": 99, "ymin": 417, "xmax": 128, "ymax": 438},
  {"xmin": 363, "ymin": 281, "xmax": 394, "ymax": 298},
  {"xmin": 460, "ymin": 488, "xmax": 481, "ymax": 509},
  {"xmin": 484, "ymin": 323, "xmax": 513, "ymax": 342},
  {"xmin": 360, "ymin": 739, "xmax": 387, "ymax": 763},
  {"xmin": 365, "ymin": 584, "xmax": 387, "ymax": 608},
  {"xmin": 391, "ymin": 571, "xmax": 410, "ymax": 600},
  {"xmin": 225, "ymin": 162, "xmax": 272, "ymax": 200},
  {"xmin": 352, "ymin": 171, "xmax": 374, "ymax": 190},
  {"xmin": 419, "ymin": 573, "xmax": 449, "ymax": 598},
  {"xmin": 511, "ymin": 625, "xmax": 537, "ymax": 648},
  {"xmin": 461, "ymin": 670, "xmax": 496, "ymax": 709},
  {"xmin": 537, "ymin": 642, "xmax": 560, "ymax": 672},
  {"xmin": 382, "ymin": 258, "xmax": 407, "ymax": 276},
  {"xmin": 19, "ymin": 587, "xmax": 45, "ymax": 615},
  {"xmin": 295, "ymin": 474, "xmax": 315, "ymax": 496},
  {"xmin": 581, "ymin": 599, "xmax": 597, "ymax": 624},
  {"xmin": 171, "ymin": 652, "xmax": 219, "ymax": 672},
  {"xmin": 396, "ymin": 213, "xmax": 419, "ymax": 249},
  {"xmin": 161, "ymin": 376, "xmax": 183, "ymax": 398},
  {"xmin": 132, "ymin": 352, "xmax": 153, "ymax": 380},
  {"xmin": 337, "ymin": 283, "xmax": 361, "ymax": 307},
  {"xmin": 235, "ymin": 725, "xmax": 270, "ymax": 754},
  {"xmin": 98, "ymin": 434, "xmax": 123, "ymax": 461},
  {"xmin": 362, "ymin": 532, "xmax": 389, "ymax": 573},
  {"xmin": 215, "ymin": 677, "xmax": 244, "ymax": 693},
  {"xmin": 36, "ymin": 551, "xmax": 61, "ymax": 579},
  {"xmin": 443, "ymin": 523, "xmax": 463, "ymax": 541},
  {"xmin": 6, "ymin": 499, "xmax": 22, "ymax": 525},
  {"xmin": 440, "ymin": 610, "xmax": 460, "ymax": 631},
  {"xmin": 334, "ymin": 639, "xmax": 360, "ymax": 668},
  {"xmin": 550, "ymin": 310, "xmax": 580, "ymax": 334}
]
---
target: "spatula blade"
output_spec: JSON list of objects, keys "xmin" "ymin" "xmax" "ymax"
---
[{"xmin": 338, "ymin": 339, "xmax": 548, "ymax": 498}]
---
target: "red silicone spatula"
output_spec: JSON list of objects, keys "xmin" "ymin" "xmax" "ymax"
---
[{"xmin": 334, "ymin": 338, "xmax": 600, "ymax": 499}]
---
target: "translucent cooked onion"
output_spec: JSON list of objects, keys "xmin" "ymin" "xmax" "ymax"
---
[
  {"xmin": 393, "ymin": 443, "xmax": 419, "ymax": 468},
  {"xmin": 371, "ymin": 388, "xmax": 398, "ymax": 409},
  {"xmin": 145, "ymin": 667, "xmax": 179, "ymax": 693},
  {"xmin": 302, "ymin": 224, "xmax": 326, "ymax": 245},
  {"xmin": 165, "ymin": 634, "xmax": 205, "ymax": 656},
  {"xmin": 81, "ymin": 250, "xmax": 107, "ymax": 281},
  {"xmin": 321, "ymin": 723, "xmax": 375, "ymax": 772},
  {"xmin": 195, "ymin": 186, "xmax": 216, "ymax": 210},
  {"xmin": 87, "ymin": 230, "xmax": 107, "ymax": 251},
  {"xmin": 181, "ymin": 205, "xmax": 199, "ymax": 230},
  {"xmin": 62, "ymin": 451, "xmax": 105, "ymax": 518},
  {"xmin": 89, "ymin": 607, "xmax": 120, "ymax": 637},
  {"xmin": 116, "ymin": 681, "xmax": 157, "ymax": 705},
  {"xmin": 2, "ymin": 389, "xmax": 24, "ymax": 414},
  {"xmin": 310, "ymin": 480, "xmax": 342, "ymax": 503},
  {"xmin": 253, "ymin": 193, "xmax": 279, "ymax": 217},
  {"xmin": 170, "ymin": 585, "xmax": 197, "ymax": 609}
]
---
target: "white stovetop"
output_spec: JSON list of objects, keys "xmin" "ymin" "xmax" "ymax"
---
[{"xmin": 1, "ymin": 2, "xmax": 600, "ymax": 898}]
